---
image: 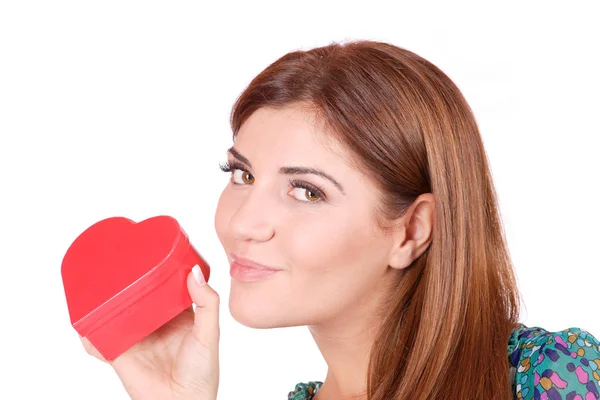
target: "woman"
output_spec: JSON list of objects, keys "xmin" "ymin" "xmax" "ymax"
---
[{"xmin": 81, "ymin": 40, "xmax": 600, "ymax": 399}]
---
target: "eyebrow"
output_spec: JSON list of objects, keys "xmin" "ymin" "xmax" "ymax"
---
[{"xmin": 227, "ymin": 147, "xmax": 346, "ymax": 195}]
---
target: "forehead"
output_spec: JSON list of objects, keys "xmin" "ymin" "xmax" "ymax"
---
[{"xmin": 234, "ymin": 105, "xmax": 349, "ymax": 165}]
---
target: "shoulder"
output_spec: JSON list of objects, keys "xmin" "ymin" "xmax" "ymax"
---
[
  {"xmin": 508, "ymin": 324, "xmax": 600, "ymax": 399},
  {"xmin": 288, "ymin": 381, "xmax": 323, "ymax": 400}
]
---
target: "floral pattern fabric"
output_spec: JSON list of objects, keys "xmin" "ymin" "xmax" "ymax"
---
[{"xmin": 289, "ymin": 324, "xmax": 600, "ymax": 399}]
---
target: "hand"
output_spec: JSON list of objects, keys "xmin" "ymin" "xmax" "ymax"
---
[{"xmin": 80, "ymin": 265, "xmax": 220, "ymax": 400}]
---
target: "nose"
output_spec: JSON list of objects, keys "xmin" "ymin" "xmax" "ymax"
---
[{"xmin": 229, "ymin": 184, "xmax": 276, "ymax": 243}]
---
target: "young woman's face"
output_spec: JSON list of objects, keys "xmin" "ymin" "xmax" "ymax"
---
[{"xmin": 214, "ymin": 105, "xmax": 397, "ymax": 329}]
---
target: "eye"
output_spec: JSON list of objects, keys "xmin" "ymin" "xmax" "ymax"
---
[
  {"xmin": 219, "ymin": 160, "xmax": 254, "ymax": 184},
  {"xmin": 288, "ymin": 180, "xmax": 326, "ymax": 203},
  {"xmin": 219, "ymin": 160, "xmax": 327, "ymax": 203},
  {"xmin": 232, "ymin": 169, "xmax": 254, "ymax": 185}
]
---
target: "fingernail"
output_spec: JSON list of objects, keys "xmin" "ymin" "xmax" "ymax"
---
[{"xmin": 192, "ymin": 264, "xmax": 205, "ymax": 286}]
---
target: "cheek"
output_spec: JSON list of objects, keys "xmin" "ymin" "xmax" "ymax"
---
[
  {"xmin": 289, "ymin": 209, "xmax": 387, "ymax": 295},
  {"xmin": 288, "ymin": 210, "xmax": 378, "ymax": 275}
]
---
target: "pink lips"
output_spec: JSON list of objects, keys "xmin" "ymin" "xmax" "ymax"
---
[{"xmin": 229, "ymin": 253, "xmax": 282, "ymax": 282}]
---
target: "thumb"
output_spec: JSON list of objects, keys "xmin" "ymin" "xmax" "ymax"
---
[
  {"xmin": 170, "ymin": 266, "xmax": 220, "ymax": 395},
  {"xmin": 187, "ymin": 265, "xmax": 220, "ymax": 352}
]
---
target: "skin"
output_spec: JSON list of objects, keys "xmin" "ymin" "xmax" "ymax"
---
[{"xmin": 214, "ymin": 104, "xmax": 435, "ymax": 399}]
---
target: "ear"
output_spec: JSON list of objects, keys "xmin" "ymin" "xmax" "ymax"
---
[{"xmin": 387, "ymin": 193, "xmax": 435, "ymax": 270}]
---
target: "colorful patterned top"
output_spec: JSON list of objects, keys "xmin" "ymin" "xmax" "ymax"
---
[{"xmin": 288, "ymin": 324, "xmax": 600, "ymax": 399}]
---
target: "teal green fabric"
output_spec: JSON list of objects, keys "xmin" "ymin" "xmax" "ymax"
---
[
  {"xmin": 288, "ymin": 324, "xmax": 600, "ymax": 399},
  {"xmin": 288, "ymin": 381, "xmax": 323, "ymax": 400}
]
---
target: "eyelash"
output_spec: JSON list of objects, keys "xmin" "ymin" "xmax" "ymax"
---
[{"xmin": 218, "ymin": 160, "xmax": 327, "ymax": 203}]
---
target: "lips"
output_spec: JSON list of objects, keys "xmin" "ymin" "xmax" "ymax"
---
[{"xmin": 229, "ymin": 253, "xmax": 281, "ymax": 271}]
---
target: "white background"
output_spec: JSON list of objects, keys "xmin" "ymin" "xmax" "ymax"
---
[{"xmin": 1, "ymin": 1, "xmax": 598, "ymax": 398}]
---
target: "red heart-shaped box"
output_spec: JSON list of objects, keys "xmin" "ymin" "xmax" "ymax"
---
[{"xmin": 61, "ymin": 215, "xmax": 210, "ymax": 361}]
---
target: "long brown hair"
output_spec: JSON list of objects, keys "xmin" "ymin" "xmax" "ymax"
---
[{"xmin": 229, "ymin": 40, "xmax": 521, "ymax": 399}]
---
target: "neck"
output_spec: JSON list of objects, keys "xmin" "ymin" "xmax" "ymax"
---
[
  {"xmin": 309, "ymin": 324, "xmax": 372, "ymax": 399},
  {"xmin": 309, "ymin": 274, "xmax": 396, "ymax": 400}
]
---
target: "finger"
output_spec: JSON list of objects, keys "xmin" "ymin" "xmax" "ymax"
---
[
  {"xmin": 187, "ymin": 264, "xmax": 220, "ymax": 350},
  {"xmin": 79, "ymin": 335, "xmax": 107, "ymax": 363}
]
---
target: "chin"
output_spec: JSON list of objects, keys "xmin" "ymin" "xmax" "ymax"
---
[
  {"xmin": 229, "ymin": 300, "xmax": 280, "ymax": 329},
  {"xmin": 228, "ymin": 292, "xmax": 305, "ymax": 329}
]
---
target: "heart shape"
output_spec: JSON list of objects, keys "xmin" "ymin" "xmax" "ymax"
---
[{"xmin": 61, "ymin": 215, "xmax": 210, "ymax": 360}]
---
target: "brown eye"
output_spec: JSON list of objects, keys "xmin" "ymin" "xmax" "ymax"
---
[
  {"xmin": 288, "ymin": 180, "xmax": 325, "ymax": 203},
  {"xmin": 232, "ymin": 169, "xmax": 254, "ymax": 184},
  {"xmin": 304, "ymin": 189, "xmax": 320, "ymax": 202},
  {"xmin": 241, "ymin": 171, "xmax": 254, "ymax": 184}
]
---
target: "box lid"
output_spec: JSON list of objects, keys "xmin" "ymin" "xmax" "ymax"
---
[{"xmin": 61, "ymin": 215, "xmax": 192, "ymax": 336}]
